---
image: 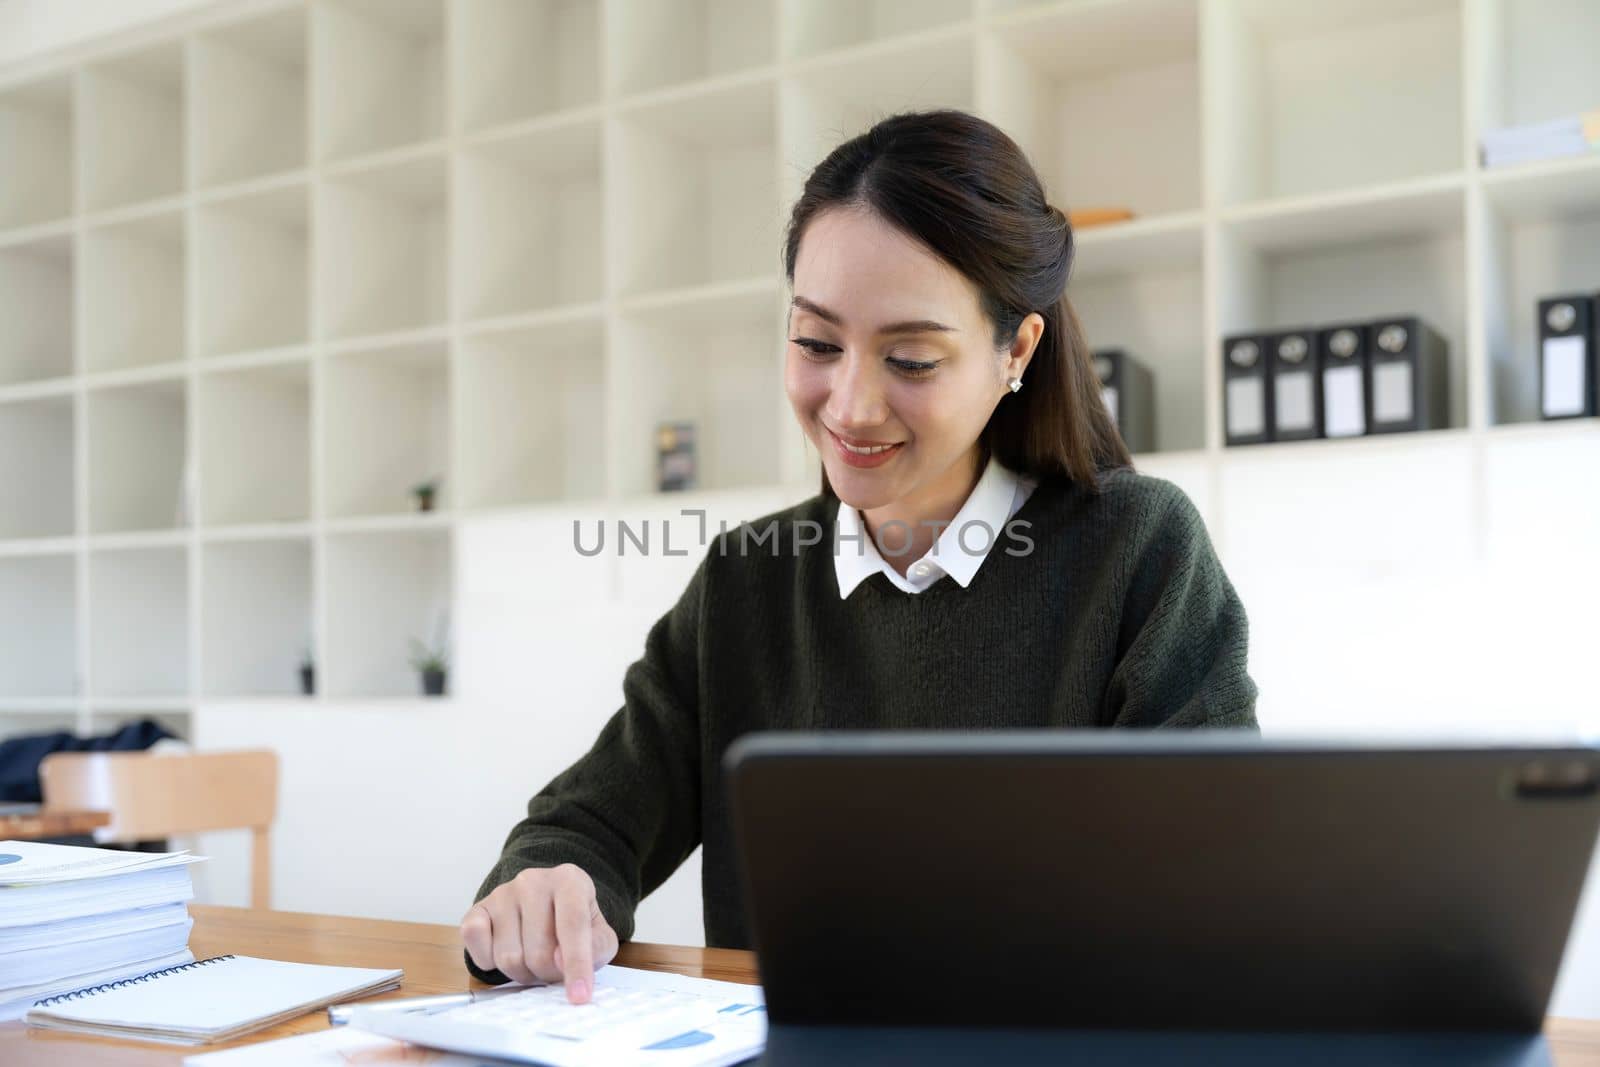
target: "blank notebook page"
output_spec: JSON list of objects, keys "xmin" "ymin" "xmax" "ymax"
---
[{"xmin": 30, "ymin": 955, "xmax": 402, "ymax": 1035}]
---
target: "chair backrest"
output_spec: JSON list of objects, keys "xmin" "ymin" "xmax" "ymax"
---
[{"xmin": 38, "ymin": 749, "xmax": 279, "ymax": 909}]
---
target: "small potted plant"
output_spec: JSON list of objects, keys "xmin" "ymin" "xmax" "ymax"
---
[
  {"xmin": 298, "ymin": 644, "xmax": 315, "ymax": 696},
  {"xmin": 412, "ymin": 478, "xmax": 440, "ymax": 513},
  {"xmin": 409, "ymin": 637, "xmax": 449, "ymax": 696}
]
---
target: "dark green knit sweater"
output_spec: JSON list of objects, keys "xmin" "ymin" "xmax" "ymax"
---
[{"xmin": 468, "ymin": 469, "xmax": 1257, "ymax": 982}]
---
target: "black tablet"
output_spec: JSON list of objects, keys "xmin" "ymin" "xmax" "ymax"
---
[{"xmin": 725, "ymin": 730, "xmax": 1600, "ymax": 1038}]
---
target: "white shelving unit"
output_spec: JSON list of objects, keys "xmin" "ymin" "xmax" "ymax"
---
[{"xmin": 0, "ymin": 0, "xmax": 1597, "ymax": 734}]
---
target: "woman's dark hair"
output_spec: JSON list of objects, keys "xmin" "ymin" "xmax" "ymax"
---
[{"xmin": 782, "ymin": 108, "xmax": 1132, "ymax": 498}]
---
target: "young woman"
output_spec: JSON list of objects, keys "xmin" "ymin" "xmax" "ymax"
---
[{"xmin": 460, "ymin": 109, "xmax": 1258, "ymax": 1004}]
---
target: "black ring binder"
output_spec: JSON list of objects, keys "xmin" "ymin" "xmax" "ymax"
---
[{"xmin": 33, "ymin": 954, "xmax": 236, "ymax": 1008}]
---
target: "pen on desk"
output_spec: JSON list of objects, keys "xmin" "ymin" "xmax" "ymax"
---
[{"xmin": 328, "ymin": 986, "xmax": 527, "ymax": 1026}]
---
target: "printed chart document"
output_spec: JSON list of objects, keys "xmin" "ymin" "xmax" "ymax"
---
[
  {"xmin": 0, "ymin": 840, "xmax": 199, "ymax": 885},
  {"xmin": 346, "ymin": 964, "xmax": 767, "ymax": 1067}
]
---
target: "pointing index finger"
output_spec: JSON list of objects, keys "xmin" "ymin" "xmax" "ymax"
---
[{"xmin": 554, "ymin": 879, "xmax": 595, "ymax": 1004}]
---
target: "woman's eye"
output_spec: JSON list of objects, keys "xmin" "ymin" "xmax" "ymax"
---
[
  {"xmin": 888, "ymin": 357, "xmax": 939, "ymax": 378},
  {"xmin": 789, "ymin": 339, "xmax": 940, "ymax": 378},
  {"xmin": 790, "ymin": 338, "xmax": 839, "ymax": 357}
]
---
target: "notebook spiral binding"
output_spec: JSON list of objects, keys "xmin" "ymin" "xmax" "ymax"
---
[{"xmin": 34, "ymin": 955, "xmax": 236, "ymax": 1008}]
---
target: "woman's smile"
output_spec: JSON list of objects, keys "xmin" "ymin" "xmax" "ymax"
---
[{"xmin": 827, "ymin": 427, "xmax": 906, "ymax": 468}]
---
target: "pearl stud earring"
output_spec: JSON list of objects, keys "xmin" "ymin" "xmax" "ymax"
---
[{"xmin": 1007, "ymin": 377, "xmax": 1022, "ymax": 394}]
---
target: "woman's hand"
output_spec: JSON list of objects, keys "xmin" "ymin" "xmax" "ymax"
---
[{"xmin": 460, "ymin": 864, "xmax": 620, "ymax": 1004}]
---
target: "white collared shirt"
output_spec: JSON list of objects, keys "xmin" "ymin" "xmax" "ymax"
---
[{"xmin": 833, "ymin": 455, "xmax": 1036, "ymax": 597}]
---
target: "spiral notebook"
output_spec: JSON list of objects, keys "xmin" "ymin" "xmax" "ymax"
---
[{"xmin": 24, "ymin": 954, "xmax": 404, "ymax": 1045}]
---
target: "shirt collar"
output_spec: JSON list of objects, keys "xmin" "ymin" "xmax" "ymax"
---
[{"xmin": 833, "ymin": 455, "xmax": 1023, "ymax": 598}]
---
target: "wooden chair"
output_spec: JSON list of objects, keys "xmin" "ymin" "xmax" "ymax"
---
[{"xmin": 38, "ymin": 750, "xmax": 280, "ymax": 909}]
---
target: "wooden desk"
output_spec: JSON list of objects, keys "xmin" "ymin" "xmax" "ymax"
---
[
  {"xmin": 0, "ymin": 808, "xmax": 110, "ymax": 840},
  {"xmin": 0, "ymin": 905, "xmax": 1596, "ymax": 1065}
]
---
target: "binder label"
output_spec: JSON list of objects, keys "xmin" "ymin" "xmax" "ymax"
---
[
  {"xmin": 1373, "ymin": 362, "xmax": 1413, "ymax": 424},
  {"xmin": 1226, "ymin": 378, "xmax": 1264, "ymax": 438},
  {"xmin": 1102, "ymin": 385, "xmax": 1119, "ymax": 424},
  {"xmin": 1542, "ymin": 335, "xmax": 1588, "ymax": 417},
  {"xmin": 1274, "ymin": 370, "xmax": 1314, "ymax": 432},
  {"xmin": 1323, "ymin": 365, "xmax": 1365, "ymax": 437}
]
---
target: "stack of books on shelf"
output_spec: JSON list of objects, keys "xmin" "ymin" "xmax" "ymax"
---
[
  {"xmin": 1480, "ymin": 108, "xmax": 1600, "ymax": 168},
  {"xmin": 0, "ymin": 840, "xmax": 203, "ymax": 1019}
]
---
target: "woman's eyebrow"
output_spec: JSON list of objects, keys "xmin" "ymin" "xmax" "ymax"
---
[{"xmin": 790, "ymin": 295, "xmax": 958, "ymax": 335}]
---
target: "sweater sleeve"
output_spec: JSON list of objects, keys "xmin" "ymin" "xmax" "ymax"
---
[
  {"xmin": 464, "ymin": 553, "xmax": 707, "ymax": 984},
  {"xmin": 1103, "ymin": 483, "xmax": 1259, "ymax": 730}
]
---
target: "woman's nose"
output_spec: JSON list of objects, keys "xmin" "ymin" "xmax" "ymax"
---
[{"xmin": 825, "ymin": 352, "xmax": 888, "ymax": 429}]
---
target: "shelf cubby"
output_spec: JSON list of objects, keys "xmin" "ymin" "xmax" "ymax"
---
[
  {"xmin": 782, "ymin": 0, "xmax": 969, "ymax": 60},
  {"xmin": 317, "ymin": 153, "xmax": 448, "ymax": 340},
  {"xmin": 197, "ymin": 361, "xmax": 311, "ymax": 526},
  {"xmin": 79, "ymin": 43, "xmax": 185, "ymax": 212},
  {"xmin": 606, "ymin": 0, "xmax": 775, "ymax": 99},
  {"xmin": 0, "ymin": 553, "xmax": 77, "ymax": 699},
  {"xmin": 458, "ymin": 315, "xmax": 606, "ymax": 509},
  {"xmin": 451, "ymin": 0, "xmax": 600, "ymax": 132},
  {"xmin": 781, "ymin": 32, "xmax": 975, "ymax": 203},
  {"xmin": 1071, "ymin": 232, "xmax": 1207, "ymax": 454},
  {"xmin": 87, "ymin": 380, "xmax": 188, "ymax": 534},
  {"xmin": 82, "ymin": 210, "xmax": 186, "ymax": 373},
  {"xmin": 325, "ymin": 527, "xmax": 452, "ymax": 699},
  {"xmin": 613, "ymin": 284, "xmax": 782, "ymax": 496},
  {"xmin": 1472, "ymin": 0, "xmax": 1600, "ymax": 143},
  {"xmin": 613, "ymin": 82, "xmax": 777, "ymax": 298},
  {"xmin": 1479, "ymin": 168, "xmax": 1600, "ymax": 427},
  {"xmin": 1208, "ymin": 0, "xmax": 1464, "ymax": 206},
  {"xmin": 0, "ymin": 395, "xmax": 75, "ymax": 540},
  {"xmin": 88, "ymin": 545, "xmax": 188, "ymax": 698},
  {"xmin": 324, "ymin": 340, "xmax": 449, "ymax": 518},
  {"xmin": 457, "ymin": 119, "xmax": 602, "ymax": 321},
  {"xmin": 0, "ymin": 233, "xmax": 73, "ymax": 385},
  {"xmin": 0, "ymin": 75, "xmax": 74, "ymax": 230},
  {"xmin": 982, "ymin": 0, "xmax": 1201, "ymax": 217},
  {"xmin": 201, "ymin": 537, "xmax": 312, "ymax": 697},
  {"xmin": 1217, "ymin": 190, "xmax": 1470, "ymax": 433},
  {"xmin": 190, "ymin": 7, "xmax": 308, "ymax": 188},
  {"xmin": 194, "ymin": 182, "xmax": 310, "ymax": 358},
  {"xmin": 313, "ymin": 0, "xmax": 445, "ymax": 162}
]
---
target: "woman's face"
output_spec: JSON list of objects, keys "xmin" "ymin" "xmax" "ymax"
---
[{"xmin": 784, "ymin": 205, "xmax": 1038, "ymax": 513}]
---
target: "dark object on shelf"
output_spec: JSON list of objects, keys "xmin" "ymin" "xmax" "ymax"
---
[
  {"xmin": 412, "ymin": 480, "xmax": 439, "ymax": 512},
  {"xmin": 1538, "ymin": 294, "xmax": 1597, "ymax": 420},
  {"xmin": 421, "ymin": 668, "xmax": 447, "ymax": 697},
  {"xmin": 1367, "ymin": 317, "xmax": 1448, "ymax": 434},
  {"xmin": 1091, "ymin": 349, "xmax": 1154, "ymax": 454},
  {"xmin": 1316, "ymin": 323, "xmax": 1370, "ymax": 438},
  {"xmin": 1222, "ymin": 333, "xmax": 1272, "ymax": 446},
  {"xmin": 299, "ymin": 665, "xmax": 315, "ymax": 696},
  {"xmin": 0, "ymin": 719, "xmax": 176, "ymax": 803},
  {"xmin": 1267, "ymin": 329, "xmax": 1319, "ymax": 442},
  {"xmin": 656, "ymin": 421, "xmax": 697, "ymax": 492}
]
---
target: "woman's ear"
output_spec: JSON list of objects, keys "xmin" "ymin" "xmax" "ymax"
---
[{"xmin": 1004, "ymin": 311, "xmax": 1045, "ymax": 383}]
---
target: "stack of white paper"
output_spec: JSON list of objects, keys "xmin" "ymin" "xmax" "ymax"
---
[
  {"xmin": 1481, "ymin": 109, "xmax": 1600, "ymax": 168},
  {"xmin": 0, "ymin": 840, "xmax": 204, "ymax": 1019}
]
